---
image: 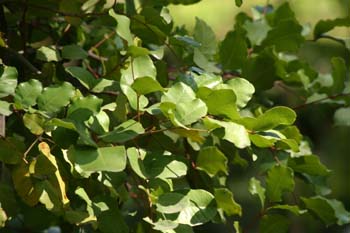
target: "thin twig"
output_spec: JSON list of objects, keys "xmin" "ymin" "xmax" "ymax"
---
[
  {"xmin": 292, "ymin": 92, "xmax": 350, "ymax": 110},
  {"xmin": 23, "ymin": 136, "xmax": 40, "ymax": 163}
]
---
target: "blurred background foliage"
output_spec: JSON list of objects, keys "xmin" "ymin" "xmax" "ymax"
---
[{"xmin": 167, "ymin": 0, "xmax": 350, "ymax": 232}]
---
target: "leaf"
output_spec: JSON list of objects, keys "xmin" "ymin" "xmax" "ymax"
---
[
  {"xmin": 68, "ymin": 146, "xmax": 127, "ymax": 174},
  {"xmin": 37, "ymin": 142, "xmax": 69, "ymax": 205},
  {"xmin": 169, "ymin": 0, "xmax": 201, "ymax": 5},
  {"xmin": 161, "ymin": 99, "xmax": 207, "ymax": 127},
  {"xmin": 0, "ymin": 65, "xmax": 17, "ymax": 98},
  {"xmin": 249, "ymin": 177, "xmax": 265, "ymax": 208},
  {"xmin": 170, "ymin": 189, "xmax": 217, "ymax": 226},
  {"xmin": 301, "ymin": 196, "xmax": 337, "ymax": 226},
  {"xmin": 267, "ymin": 204, "xmax": 307, "ymax": 215},
  {"xmin": 262, "ymin": 20, "xmax": 304, "ymax": 52},
  {"xmin": 242, "ymin": 48, "xmax": 282, "ymax": 91},
  {"xmin": 37, "ymin": 82, "xmax": 75, "ymax": 114},
  {"xmin": 61, "ymin": 45, "xmax": 88, "ymax": 60},
  {"xmin": 287, "ymin": 155, "xmax": 330, "ymax": 176},
  {"xmin": 23, "ymin": 113, "xmax": 46, "ymax": 135},
  {"xmin": 193, "ymin": 49, "xmax": 220, "ymax": 73},
  {"xmin": 131, "ymin": 76, "xmax": 164, "ymax": 94},
  {"xmin": 226, "ymin": 78, "xmax": 255, "ymax": 108},
  {"xmin": 197, "ymin": 88, "xmax": 239, "ymax": 120},
  {"xmin": 219, "ymin": 30, "xmax": 247, "ymax": 70},
  {"xmin": 244, "ymin": 19, "xmax": 271, "ymax": 46},
  {"xmin": 193, "ymin": 17, "xmax": 217, "ymax": 57},
  {"xmin": 314, "ymin": 17, "xmax": 350, "ymax": 38},
  {"xmin": 259, "ymin": 214, "xmax": 290, "ymax": 233},
  {"xmin": 67, "ymin": 95, "xmax": 103, "ymax": 117},
  {"xmin": 330, "ymin": 57, "xmax": 346, "ymax": 94},
  {"xmin": 266, "ymin": 165, "xmax": 295, "ymax": 202},
  {"xmin": 98, "ymin": 209, "xmax": 129, "ymax": 233},
  {"xmin": 12, "ymin": 161, "xmax": 41, "ymax": 206},
  {"xmin": 161, "ymin": 82, "xmax": 196, "ymax": 103},
  {"xmin": 240, "ymin": 106, "xmax": 296, "ymax": 131},
  {"xmin": 235, "ymin": 0, "xmax": 243, "ymax": 7},
  {"xmin": 127, "ymin": 148, "xmax": 188, "ymax": 180},
  {"xmin": 334, "ymin": 107, "xmax": 350, "ymax": 126},
  {"xmin": 302, "ymin": 196, "xmax": 350, "ymax": 226},
  {"xmin": 156, "ymin": 193, "xmax": 190, "ymax": 214},
  {"xmin": 0, "ymin": 137, "xmax": 25, "ymax": 164},
  {"xmin": 99, "ymin": 119, "xmax": 144, "ymax": 143},
  {"xmin": 0, "ymin": 207, "xmax": 7, "ymax": 227},
  {"xmin": 65, "ymin": 66, "xmax": 98, "ymax": 90},
  {"xmin": 196, "ymin": 146, "xmax": 227, "ymax": 177},
  {"xmin": 109, "ymin": 9, "xmax": 134, "ymax": 45},
  {"xmin": 0, "ymin": 100, "xmax": 11, "ymax": 116},
  {"xmin": 203, "ymin": 117, "xmax": 250, "ymax": 148},
  {"xmin": 36, "ymin": 46, "xmax": 61, "ymax": 62},
  {"xmin": 214, "ymin": 188, "xmax": 242, "ymax": 216},
  {"xmin": 14, "ymin": 79, "xmax": 42, "ymax": 108}
]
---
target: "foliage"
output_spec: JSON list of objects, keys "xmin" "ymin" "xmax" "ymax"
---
[{"xmin": 0, "ymin": 0, "xmax": 349, "ymax": 232}]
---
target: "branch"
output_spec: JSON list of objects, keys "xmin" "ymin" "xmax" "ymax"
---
[
  {"xmin": 0, "ymin": 46, "xmax": 41, "ymax": 74},
  {"xmin": 292, "ymin": 92, "xmax": 350, "ymax": 110},
  {"xmin": 311, "ymin": 34, "xmax": 347, "ymax": 47}
]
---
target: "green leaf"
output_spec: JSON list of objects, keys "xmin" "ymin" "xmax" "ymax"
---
[
  {"xmin": 36, "ymin": 46, "xmax": 61, "ymax": 62},
  {"xmin": 301, "ymin": 196, "xmax": 336, "ymax": 226},
  {"xmin": 226, "ymin": 78, "xmax": 255, "ymax": 108},
  {"xmin": 0, "ymin": 65, "xmax": 17, "ymax": 98},
  {"xmin": 131, "ymin": 76, "xmax": 164, "ymax": 94},
  {"xmin": 65, "ymin": 66, "xmax": 97, "ymax": 90},
  {"xmin": 240, "ymin": 106, "xmax": 296, "ymax": 131},
  {"xmin": 170, "ymin": 189, "xmax": 217, "ymax": 226},
  {"xmin": 61, "ymin": 45, "xmax": 88, "ymax": 60},
  {"xmin": 235, "ymin": 0, "xmax": 243, "ymax": 7},
  {"xmin": 196, "ymin": 146, "xmax": 228, "ymax": 177},
  {"xmin": 302, "ymin": 196, "xmax": 350, "ymax": 226},
  {"xmin": 287, "ymin": 155, "xmax": 330, "ymax": 176},
  {"xmin": 266, "ymin": 165, "xmax": 295, "ymax": 202},
  {"xmin": 169, "ymin": 0, "xmax": 201, "ymax": 5},
  {"xmin": 330, "ymin": 57, "xmax": 346, "ymax": 94},
  {"xmin": 156, "ymin": 193, "xmax": 190, "ymax": 214},
  {"xmin": 314, "ymin": 17, "xmax": 350, "ymax": 38},
  {"xmin": 197, "ymin": 88, "xmax": 239, "ymax": 120},
  {"xmin": 161, "ymin": 99, "xmax": 207, "ymax": 127},
  {"xmin": 242, "ymin": 48, "xmax": 282, "ymax": 91},
  {"xmin": 14, "ymin": 79, "xmax": 42, "ymax": 108},
  {"xmin": 68, "ymin": 146, "xmax": 127, "ymax": 174},
  {"xmin": 244, "ymin": 19, "xmax": 271, "ymax": 46},
  {"xmin": 162, "ymin": 82, "xmax": 196, "ymax": 103},
  {"xmin": 127, "ymin": 148, "xmax": 188, "ymax": 180},
  {"xmin": 23, "ymin": 113, "xmax": 46, "ymax": 135},
  {"xmin": 98, "ymin": 209, "xmax": 129, "ymax": 233},
  {"xmin": 109, "ymin": 9, "xmax": 134, "ymax": 45},
  {"xmin": 203, "ymin": 117, "xmax": 250, "ymax": 148},
  {"xmin": 193, "ymin": 48, "xmax": 220, "ymax": 73},
  {"xmin": 37, "ymin": 82, "xmax": 75, "ymax": 114},
  {"xmin": 67, "ymin": 95, "xmax": 103, "ymax": 117},
  {"xmin": 0, "ymin": 137, "xmax": 25, "ymax": 164},
  {"xmin": 0, "ymin": 207, "xmax": 7, "ymax": 227},
  {"xmin": 193, "ymin": 17, "xmax": 217, "ymax": 57},
  {"xmin": 219, "ymin": 30, "xmax": 247, "ymax": 70},
  {"xmin": 262, "ymin": 20, "xmax": 304, "ymax": 52},
  {"xmin": 249, "ymin": 177, "xmax": 265, "ymax": 208},
  {"xmin": 99, "ymin": 119, "xmax": 144, "ymax": 143},
  {"xmin": 267, "ymin": 205, "xmax": 307, "ymax": 215},
  {"xmin": 334, "ymin": 107, "xmax": 350, "ymax": 126},
  {"xmin": 0, "ymin": 100, "xmax": 11, "ymax": 116},
  {"xmin": 259, "ymin": 214, "xmax": 290, "ymax": 233},
  {"xmin": 214, "ymin": 188, "xmax": 242, "ymax": 216},
  {"xmin": 249, "ymin": 134, "xmax": 276, "ymax": 148},
  {"xmin": 37, "ymin": 142, "xmax": 69, "ymax": 206}
]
